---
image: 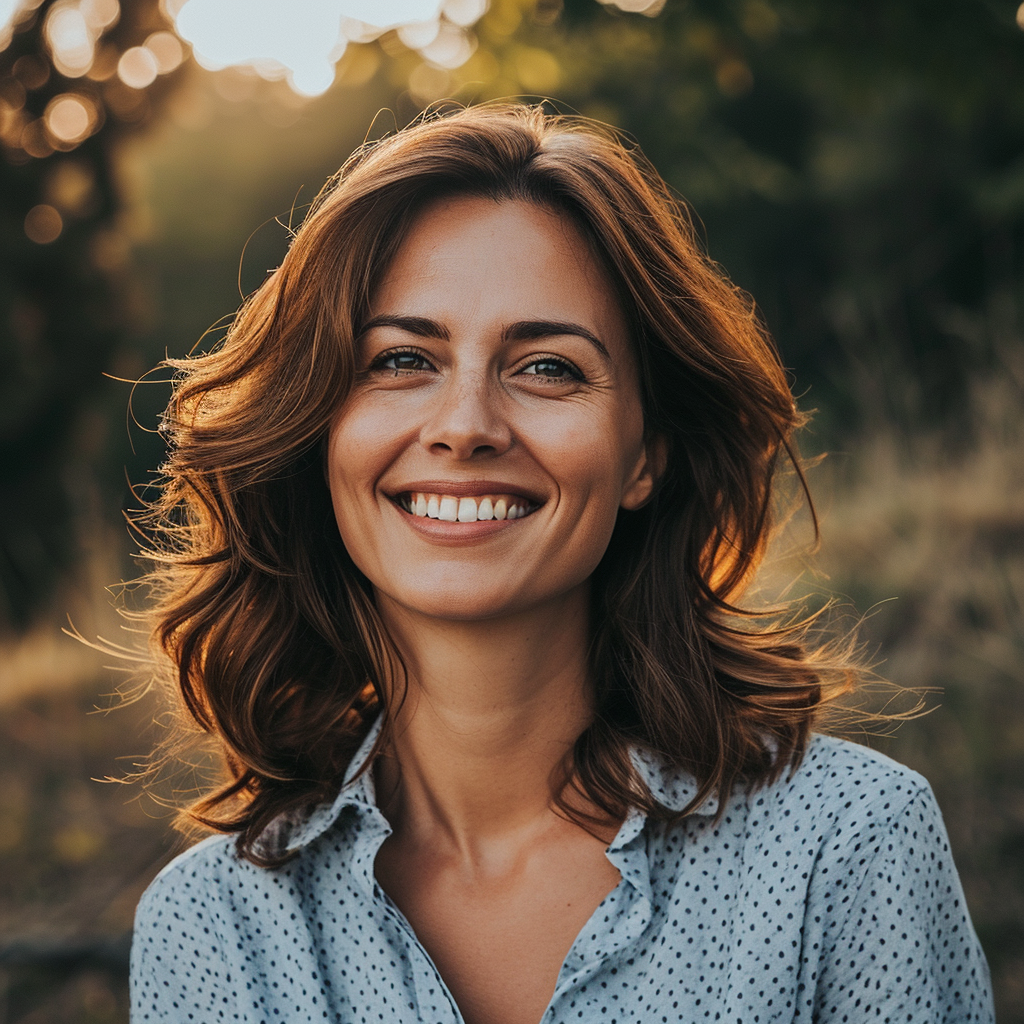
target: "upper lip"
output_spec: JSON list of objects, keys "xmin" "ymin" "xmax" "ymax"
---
[{"xmin": 388, "ymin": 480, "xmax": 547, "ymax": 504}]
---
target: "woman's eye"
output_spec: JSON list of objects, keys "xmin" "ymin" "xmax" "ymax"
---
[
  {"xmin": 371, "ymin": 349, "xmax": 434, "ymax": 374},
  {"xmin": 519, "ymin": 358, "xmax": 581, "ymax": 381}
]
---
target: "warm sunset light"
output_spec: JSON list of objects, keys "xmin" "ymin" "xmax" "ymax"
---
[
  {"xmin": 0, "ymin": 0, "xmax": 29, "ymax": 50},
  {"xmin": 0, "ymin": 0, "xmax": 491, "ymax": 97},
  {"xmin": 44, "ymin": 91, "xmax": 97, "ymax": 144},
  {"xmin": 173, "ymin": 0, "xmax": 488, "ymax": 96}
]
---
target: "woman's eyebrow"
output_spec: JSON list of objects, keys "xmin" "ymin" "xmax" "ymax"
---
[
  {"xmin": 503, "ymin": 320, "xmax": 610, "ymax": 360},
  {"xmin": 359, "ymin": 314, "xmax": 450, "ymax": 340},
  {"xmin": 358, "ymin": 314, "xmax": 610, "ymax": 360}
]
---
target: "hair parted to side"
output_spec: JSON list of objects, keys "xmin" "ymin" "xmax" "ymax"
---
[{"xmin": 142, "ymin": 102, "xmax": 863, "ymax": 866}]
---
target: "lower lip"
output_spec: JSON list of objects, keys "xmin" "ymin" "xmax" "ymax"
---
[{"xmin": 389, "ymin": 501, "xmax": 532, "ymax": 542}]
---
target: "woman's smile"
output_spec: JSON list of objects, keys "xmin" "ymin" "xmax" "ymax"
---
[
  {"xmin": 394, "ymin": 491, "xmax": 537, "ymax": 522},
  {"xmin": 384, "ymin": 481, "xmax": 543, "ymax": 545},
  {"xmin": 327, "ymin": 196, "xmax": 659, "ymax": 622}
]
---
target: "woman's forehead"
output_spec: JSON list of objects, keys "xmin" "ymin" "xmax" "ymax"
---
[{"xmin": 369, "ymin": 196, "xmax": 629, "ymax": 344}]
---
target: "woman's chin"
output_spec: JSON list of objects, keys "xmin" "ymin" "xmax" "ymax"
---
[
  {"xmin": 374, "ymin": 579, "xmax": 588, "ymax": 627},
  {"xmin": 381, "ymin": 589, "xmax": 532, "ymax": 624}
]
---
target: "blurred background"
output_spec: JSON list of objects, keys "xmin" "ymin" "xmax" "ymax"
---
[{"xmin": 1, "ymin": 0, "xmax": 1022, "ymax": 1020}]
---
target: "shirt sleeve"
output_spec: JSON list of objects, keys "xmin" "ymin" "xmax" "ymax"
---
[
  {"xmin": 129, "ymin": 850, "xmax": 235, "ymax": 1023},
  {"xmin": 812, "ymin": 783, "xmax": 995, "ymax": 1023}
]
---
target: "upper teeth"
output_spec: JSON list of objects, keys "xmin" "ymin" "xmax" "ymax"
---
[{"xmin": 399, "ymin": 492, "xmax": 533, "ymax": 522}]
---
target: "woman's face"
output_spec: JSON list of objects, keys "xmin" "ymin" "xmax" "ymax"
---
[{"xmin": 327, "ymin": 196, "xmax": 659, "ymax": 623}]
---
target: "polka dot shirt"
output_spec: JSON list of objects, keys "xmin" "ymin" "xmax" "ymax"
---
[{"xmin": 130, "ymin": 720, "xmax": 994, "ymax": 1022}]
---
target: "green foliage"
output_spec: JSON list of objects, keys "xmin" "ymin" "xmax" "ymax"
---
[{"xmin": 528, "ymin": 0, "xmax": 1024, "ymax": 440}]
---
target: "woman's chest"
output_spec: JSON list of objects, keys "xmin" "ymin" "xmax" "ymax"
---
[
  {"xmin": 236, "ymin": 860, "xmax": 814, "ymax": 1024},
  {"xmin": 235, "ymin": 809, "xmax": 825, "ymax": 1023},
  {"xmin": 373, "ymin": 830, "xmax": 624, "ymax": 1024}
]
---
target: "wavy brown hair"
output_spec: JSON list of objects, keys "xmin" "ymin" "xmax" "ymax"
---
[{"xmin": 140, "ymin": 103, "xmax": 861, "ymax": 866}]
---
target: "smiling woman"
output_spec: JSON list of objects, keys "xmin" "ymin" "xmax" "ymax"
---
[
  {"xmin": 329, "ymin": 197, "xmax": 655, "ymax": 628},
  {"xmin": 129, "ymin": 105, "xmax": 994, "ymax": 1024}
]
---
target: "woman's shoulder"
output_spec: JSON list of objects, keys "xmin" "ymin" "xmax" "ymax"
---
[
  {"xmin": 136, "ymin": 833, "xmax": 247, "ymax": 917},
  {"xmin": 702, "ymin": 738, "xmax": 994, "ymax": 1021},
  {"xmin": 796, "ymin": 730, "xmax": 929, "ymax": 794},
  {"xmin": 134, "ymin": 796, "xmax": 379, "ymax": 932},
  {"xmin": 133, "ymin": 826, "xmax": 329, "ymax": 953},
  {"xmin": 744, "ymin": 732, "xmax": 939, "ymax": 852}
]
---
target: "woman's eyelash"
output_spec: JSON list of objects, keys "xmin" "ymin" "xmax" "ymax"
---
[
  {"xmin": 366, "ymin": 349, "xmax": 585, "ymax": 382},
  {"xmin": 368, "ymin": 347, "xmax": 435, "ymax": 374},
  {"xmin": 519, "ymin": 356, "xmax": 585, "ymax": 381}
]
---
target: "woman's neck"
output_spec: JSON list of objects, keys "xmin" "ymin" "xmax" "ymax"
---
[{"xmin": 372, "ymin": 584, "xmax": 598, "ymax": 862}]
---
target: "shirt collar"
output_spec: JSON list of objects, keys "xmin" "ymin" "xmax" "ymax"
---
[
  {"xmin": 632, "ymin": 745, "xmax": 719, "ymax": 815},
  {"xmin": 252, "ymin": 715, "xmax": 385, "ymax": 860},
  {"xmin": 256, "ymin": 715, "xmax": 718, "ymax": 858},
  {"xmin": 607, "ymin": 745, "xmax": 719, "ymax": 854}
]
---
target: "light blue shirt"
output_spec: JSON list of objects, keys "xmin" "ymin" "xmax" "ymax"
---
[{"xmin": 130, "ymin": 720, "xmax": 994, "ymax": 1022}]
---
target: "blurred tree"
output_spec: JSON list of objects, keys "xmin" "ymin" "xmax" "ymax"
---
[
  {"xmin": 522, "ymin": 0, "xmax": 1024, "ymax": 441},
  {"xmin": 0, "ymin": 0, "xmax": 184, "ymax": 632}
]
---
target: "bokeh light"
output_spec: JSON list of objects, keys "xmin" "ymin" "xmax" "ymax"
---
[
  {"xmin": 44, "ymin": 92, "xmax": 98, "ymax": 144},
  {"xmin": 0, "ymin": 0, "xmax": 21, "ymax": 29},
  {"xmin": 79, "ymin": 0, "xmax": 119, "ymax": 32},
  {"xmin": 407, "ymin": 61, "xmax": 450, "ymax": 104},
  {"xmin": 24, "ymin": 203, "xmax": 63, "ymax": 243},
  {"xmin": 341, "ymin": 0, "xmax": 444, "ymax": 24},
  {"xmin": 173, "ymin": 0, "xmax": 488, "ymax": 96},
  {"xmin": 46, "ymin": 159, "xmax": 97, "ymax": 215},
  {"xmin": 0, "ymin": 0, "xmax": 43, "ymax": 51},
  {"xmin": 19, "ymin": 0, "xmax": 121, "ymax": 81},
  {"xmin": 419, "ymin": 21, "xmax": 475, "ymax": 69},
  {"xmin": 513, "ymin": 46, "xmax": 560, "ymax": 92},
  {"xmin": 600, "ymin": 0, "xmax": 665, "ymax": 12},
  {"xmin": 12, "ymin": 51, "xmax": 47, "ymax": 87},
  {"xmin": 118, "ymin": 45, "xmax": 159, "ymax": 88},
  {"xmin": 45, "ymin": 1, "xmax": 95, "ymax": 77},
  {"xmin": 20, "ymin": 115, "xmax": 51, "ymax": 156},
  {"xmin": 397, "ymin": 19, "xmax": 441, "ymax": 50},
  {"xmin": 145, "ymin": 30, "xmax": 185, "ymax": 73},
  {"xmin": 442, "ymin": 0, "xmax": 487, "ymax": 27}
]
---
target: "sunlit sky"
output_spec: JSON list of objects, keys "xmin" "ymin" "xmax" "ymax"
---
[
  {"xmin": 0, "ymin": 0, "xmax": 491, "ymax": 96},
  {"xmin": 1, "ymin": 0, "xmax": 668, "ymax": 99},
  {"xmin": 0, "ymin": 0, "xmax": 21, "ymax": 28},
  {"xmin": 174, "ymin": 0, "xmax": 487, "ymax": 95}
]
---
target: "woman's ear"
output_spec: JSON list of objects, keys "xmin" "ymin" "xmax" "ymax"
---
[{"xmin": 621, "ymin": 433, "xmax": 668, "ymax": 511}]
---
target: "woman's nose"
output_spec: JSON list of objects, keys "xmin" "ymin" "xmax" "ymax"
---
[{"xmin": 418, "ymin": 371, "xmax": 512, "ymax": 459}]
